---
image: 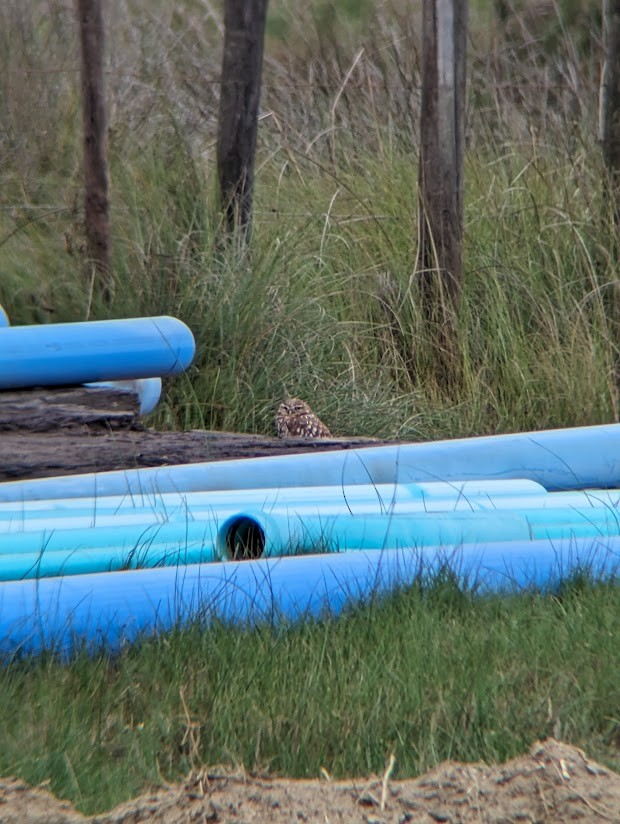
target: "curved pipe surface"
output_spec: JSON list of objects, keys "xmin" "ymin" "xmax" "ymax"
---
[
  {"xmin": 217, "ymin": 508, "xmax": 620, "ymax": 560},
  {"xmin": 2, "ymin": 501, "xmax": 620, "ymax": 579},
  {"xmin": 0, "ymin": 518, "xmax": 221, "ymax": 559},
  {"xmin": 0, "ymin": 542, "xmax": 214, "ymax": 581},
  {"xmin": 0, "ymin": 316, "xmax": 195, "ymax": 389},
  {"xmin": 1, "ymin": 423, "xmax": 619, "ymax": 502},
  {"xmin": 3, "ymin": 485, "xmax": 620, "ymax": 535},
  {"xmin": 83, "ymin": 378, "xmax": 162, "ymax": 415},
  {"xmin": 0, "ymin": 480, "xmax": 550, "ymax": 530},
  {"xmin": 0, "ymin": 538, "xmax": 616, "ymax": 659}
]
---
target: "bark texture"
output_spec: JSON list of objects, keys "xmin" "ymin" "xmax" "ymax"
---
[
  {"xmin": 76, "ymin": 0, "xmax": 113, "ymax": 301},
  {"xmin": 216, "ymin": 0, "xmax": 269, "ymax": 239}
]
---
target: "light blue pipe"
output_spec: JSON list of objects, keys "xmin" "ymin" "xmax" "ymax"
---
[
  {"xmin": 0, "ymin": 480, "xmax": 549, "ymax": 530},
  {"xmin": 0, "ymin": 542, "xmax": 214, "ymax": 581},
  {"xmin": 0, "ymin": 517, "xmax": 221, "ymax": 557},
  {"xmin": 2, "ymin": 483, "xmax": 620, "ymax": 533},
  {"xmin": 3, "ymin": 503, "xmax": 620, "ymax": 580},
  {"xmin": 0, "ymin": 305, "xmax": 9, "ymax": 327},
  {"xmin": 2, "ymin": 422, "xmax": 619, "ymax": 502},
  {"xmin": 217, "ymin": 507, "xmax": 620, "ymax": 560},
  {"xmin": 0, "ymin": 538, "xmax": 616, "ymax": 659},
  {"xmin": 0, "ymin": 316, "xmax": 195, "ymax": 389},
  {"xmin": 1, "ymin": 486, "xmax": 617, "ymax": 550},
  {"xmin": 83, "ymin": 378, "xmax": 163, "ymax": 416}
]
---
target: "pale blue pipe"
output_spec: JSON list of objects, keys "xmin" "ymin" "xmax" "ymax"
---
[
  {"xmin": 0, "ymin": 480, "xmax": 549, "ymax": 530},
  {"xmin": 0, "ymin": 493, "xmax": 607, "ymax": 550},
  {"xmin": 217, "ymin": 507, "xmax": 620, "ymax": 560},
  {"xmin": 83, "ymin": 378, "xmax": 163, "ymax": 415},
  {"xmin": 0, "ymin": 482, "xmax": 619, "ymax": 544},
  {"xmin": 0, "ymin": 542, "xmax": 214, "ymax": 581},
  {"xmin": 0, "ymin": 316, "xmax": 195, "ymax": 389},
  {"xmin": 2, "ymin": 483, "xmax": 620, "ymax": 533},
  {"xmin": 1, "ymin": 422, "xmax": 619, "ymax": 502},
  {"xmin": 0, "ymin": 518, "xmax": 221, "ymax": 557},
  {"xmin": 0, "ymin": 538, "xmax": 616, "ymax": 659},
  {"xmin": 4, "ymin": 503, "xmax": 620, "ymax": 581}
]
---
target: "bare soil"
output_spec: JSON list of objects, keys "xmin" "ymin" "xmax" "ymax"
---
[{"xmin": 1, "ymin": 739, "xmax": 618, "ymax": 823}]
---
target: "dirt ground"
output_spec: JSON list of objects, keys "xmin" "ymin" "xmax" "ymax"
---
[{"xmin": 1, "ymin": 739, "xmax": 618, "ymax": 824}]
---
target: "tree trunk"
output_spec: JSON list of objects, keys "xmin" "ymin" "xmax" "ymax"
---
[
  {"xmin": 416, "ymin": 0, "xmax": 468, "ymax": 359},
  {"xmin": 603, "ymin": 0, "xmax": 620, "ymax": 227},
  {"xmin": 76, "ymin": 0, "xmax": 113, "ymax": 302},
  {"xmin": 216, "ymin": 0, "xmax": 269, "ymax": 241}
]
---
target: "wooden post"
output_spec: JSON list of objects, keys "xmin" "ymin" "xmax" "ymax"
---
[
  {"xmin": 602, "ymin": 0, "xmax": 620, "ymax": 228},
  {"xmin": 417, "ymin": 0, "xmax": 468, "ymax": 328},
  {"xmin": 76, "ymin": 0, "xmax": 113, "ymax": 302},
  {"xmin": 216, "ymin": 0, "xmax": 269, "ymax": 241}
]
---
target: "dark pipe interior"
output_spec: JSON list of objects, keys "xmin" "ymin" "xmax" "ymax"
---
[{"xmin": 224, "ymin": 516, "xmax": 266, "ymax": 561}]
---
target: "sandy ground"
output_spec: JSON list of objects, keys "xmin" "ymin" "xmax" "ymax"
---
[{"xmin": 0, "ymin": 739, "xmax": 618, "ymax": 823}]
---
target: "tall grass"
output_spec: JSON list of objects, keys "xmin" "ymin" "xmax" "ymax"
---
[
  {"xmin": 0, "ymin": 574, "xmax": 617, "ymax": 815},
  {"xmin": 0, "ymin": 0, "xmax": 617, "ymax": 439}
]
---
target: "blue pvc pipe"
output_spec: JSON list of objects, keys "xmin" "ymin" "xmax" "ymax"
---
[
  {"xmin": 3, "ymin": 502, "xmax": 620, "ymax": 582},
  {"xmin": 3, "ymin": 484, "xmax": 620, "ymax": 533},
  {"xmin": 0, "ymin": 316, "xmax": 195, "ymax": 389},
  {"xmin": 1, "ymin": 423, "xmax": 619, "ymax": 502},
  {"xmin": 83, "ymin": 378, "xmax": 163, "ymax": 415},
  {"xmin": 0, "ymin": 480, "xmax": 550, "ymax": 530},
  {"xmin": 0, "ymin": 517, "xmax": 221, "ymax": 556},
  {"xmin": 217, "ymin": 507, "xmax": 620, "ymax": 559},
  {"xmin": 0, "ymin": 538, "xmax": 616, "ymax": 659},
  {"xmin": 0, "ymin": 542, "xmax": 214, "ymax": 581}
]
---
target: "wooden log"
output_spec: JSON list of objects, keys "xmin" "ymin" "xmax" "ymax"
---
[
  {"xmin": 0, "ymin": 428, "xmax": 381, "ymax": 482},
  {"xmin": 0, "ymin": 386, "xmax": 382, "ymax": 482},
  {"xmin": 0, "ymin": 386, "xmax": 141, "ymax": 432}
]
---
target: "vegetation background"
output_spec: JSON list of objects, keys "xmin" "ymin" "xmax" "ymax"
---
[
  {"xmin": 1, "ymin": 0, "xmax": 616, "ymax": 440},
  {"xmin": 0, "ymin": 0, "xmax": 618, "ymax": 816}
]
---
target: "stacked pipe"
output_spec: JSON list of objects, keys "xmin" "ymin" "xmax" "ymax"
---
[
  {"xmin": 2, "ymin": 478, "xmax": 620, "ymax": 580},
  {"xmin": 0, "ymin": 303, "xmax": 618, "ymax": 657},
  {"xmin": 0, "ymin": 304, "xmax": 195, "ymax": 414}
]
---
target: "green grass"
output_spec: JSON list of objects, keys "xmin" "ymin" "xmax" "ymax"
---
[
  {"xmin": 0, "ymin": 0, "xmax": 618, "ymax": 814},
  {"xmin": 1, "ymin": 0, "xmax": 617, "ymax": 440},
  {"xmin": 0, "ymin": 574, "xmax": 617, "ymax": 815}
]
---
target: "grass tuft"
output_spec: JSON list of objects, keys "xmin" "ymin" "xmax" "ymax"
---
[{"xmin": 0, "ymin": 574, "xmax": 617, "ymax": 815}]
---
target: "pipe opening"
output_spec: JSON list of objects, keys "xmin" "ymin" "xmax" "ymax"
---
[{"xmin": 223, "ymin": 516, "xmax": 266, "ymax": 561}]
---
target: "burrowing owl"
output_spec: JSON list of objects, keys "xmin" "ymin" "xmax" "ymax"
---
[{"xmin": 275, "ymin": 397, "xmax": 332, "ymax": 439}]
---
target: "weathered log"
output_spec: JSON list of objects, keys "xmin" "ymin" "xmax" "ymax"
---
[
  {"xmin": 0, "ymin": 428, "xmax": 380, "ymax": 482},
  {"xmin": 0, "ymin": 386, "xmax": 382, "ymax": 482},
  {"xmin": 0, "ymin": 386, "xmax": 141, "ymax": 432}
]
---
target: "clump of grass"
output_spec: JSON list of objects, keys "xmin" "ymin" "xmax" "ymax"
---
[
  {"xmin": 0, "ymin": 0, "xmax": 615, "ymax": 440},
  {"xmin": 0, "ymin": 573, "xmax": 617, "ymax": 815}
]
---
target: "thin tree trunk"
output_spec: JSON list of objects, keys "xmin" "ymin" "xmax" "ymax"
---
[
  {"xmin": 76, "ymin": 0, "xmax": 113, "ymax": 302},
  {"xmin": 416, "ymin": 0, "xmax": 467, "ymax": 352},
  {"xmin": 216, "ymin": 0, "xmax": 269, "ymax": 242},
  {"xmin": 602, "ymin": 0, "xmax": 620, "ymax": 227}
]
